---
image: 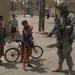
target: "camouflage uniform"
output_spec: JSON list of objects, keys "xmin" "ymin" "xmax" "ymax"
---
[
  {"xmin": 51, "ymin": 1, "xmax": 75, "ymax": 75},
  {"xmin": 54, "ymin": 9, "xmax": 75, "ymax": 69}
]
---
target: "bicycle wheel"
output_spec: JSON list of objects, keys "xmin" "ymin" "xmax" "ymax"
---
[
  {"xmin": 31, "ymin": 45, "xmax": 43, "ymax": 59},
  {"xmin": 5, "ymin": 48, "xmax": 20, "ymax": 63}
]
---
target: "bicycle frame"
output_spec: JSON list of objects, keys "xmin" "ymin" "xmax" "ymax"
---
[
  {"xmin": 7, "ymin": 40, "xmax": 37, "ymax": 54},
  {"xmin": 5, "ymin": 40, "xmax": 43, "ymax": 62},
  {"xmin": 17, "ymin": 42, "xmax": 22, "ymax": 49},
  {"xmin": 7, "ymin": 40, "xmax": 22, "ymax": 52}
]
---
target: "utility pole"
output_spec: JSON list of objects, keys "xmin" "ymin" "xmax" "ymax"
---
[
  {"xmin": 24, "ymin": 0, "xmax": 26, "ymax": 17},
  {"xmin": 21, "ymin": 0, "xmax": 23, "ymax": 9},
  {"xmin": 39, "ymin": 0, "xmax": 45, "ymax": 31},
  {"xmin": 55, "ymin": 0, "xmax": 57, "ymax": 16},
  {"xmin": 12, "ymin": 0, "xmax": 14, "ymax": 11}
]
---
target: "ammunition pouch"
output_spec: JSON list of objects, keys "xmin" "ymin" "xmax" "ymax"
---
[
  {"xmin": 68, "ymin": 38, "xmax": 73, "ymax": 44},
  {"xmin": 65, "ymin": 25, "xmax": 73, "ymax": 36}
]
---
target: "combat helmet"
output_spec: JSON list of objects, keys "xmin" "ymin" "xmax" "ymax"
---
[{"xmin": 57, "ymin": 1, "xmax": 67, "ymax": 8}]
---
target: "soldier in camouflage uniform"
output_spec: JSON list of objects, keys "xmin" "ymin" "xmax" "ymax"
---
[{"xmin": 51, "ymin": 1, "xmax": 75, "ymax": 75}]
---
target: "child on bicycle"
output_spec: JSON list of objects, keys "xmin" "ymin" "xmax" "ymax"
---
[
  {"xmin": 21, "ymin": 20, "xmax": 28, "ymax": 62},
  {"xmin": 21, "ymin": 20, "xmax": 33, "ymax": 63},
  {"xmin": 23, "ymin": 25, "xmax": 34, "ymax": 68}
]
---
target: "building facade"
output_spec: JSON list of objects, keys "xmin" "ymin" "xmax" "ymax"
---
[
  {"xmin": 0, "ymin": 0, "xmax": 11, "ymax": 34},
  {"xmin": 27, "ymin": 0, "xmax": 75, "ymax": 15},
  {"xmin": 27, "ymin": 0, "xmax": 55, "ymax": 15}
]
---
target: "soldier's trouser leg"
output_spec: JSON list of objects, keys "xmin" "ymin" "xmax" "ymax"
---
[
  {"xmin": 63, "ymin": 41, "xmax": 73, "ymax": 69},
  {"xmin": 57, "ymin": 45, "xmax": 64, "ymax": 67},
  {"xmin": 51, "ymin": 42, "xmax": 64, "ymax": 72},
  {"xmin": 51, "ymin": 44, "xmax": 64, "ymax": 72}
]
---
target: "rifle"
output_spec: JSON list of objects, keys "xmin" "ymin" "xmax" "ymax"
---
[{"xmin": 54, "ymin": 15, "xmax": 63, "ymax": 40}]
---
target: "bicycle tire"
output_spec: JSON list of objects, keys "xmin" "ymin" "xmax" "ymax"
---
[
  {"xmin": 5, "ymin": 48, "xmax": 20, "ymax": 63},
  {"xmin": 31, "ymin": 45, "xmax": 43, "ymax": 59}
]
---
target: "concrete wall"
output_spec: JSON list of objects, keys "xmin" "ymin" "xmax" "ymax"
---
[
  {"xmin": 0, "ymin": 0, "xmax": 11, "ymax": 34},
  {"xmin": 46, "ymin": 0, "xmax": 55, "ymax": 8}
]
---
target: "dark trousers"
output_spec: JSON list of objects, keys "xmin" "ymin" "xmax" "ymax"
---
[
  {"xmin": 2, "ymin": 28, "xmax": 6, "ymax": 38},
  {"xmin": 0, "ymin": 44, "xmax": 4, "ymax": 58}
]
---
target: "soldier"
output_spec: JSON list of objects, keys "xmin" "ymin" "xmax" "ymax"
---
[{"xmin": 51, "ymin": 1, "xmax": 75, "ymax": 75}]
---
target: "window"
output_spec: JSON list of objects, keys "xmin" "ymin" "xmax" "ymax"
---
[
  {"xmin": 28, "ymin": 1, "xmax": 32, "ymax": 6},
  {"xmin": 37, "ymin": 1, "xmax": 39, "ymax": 6}
]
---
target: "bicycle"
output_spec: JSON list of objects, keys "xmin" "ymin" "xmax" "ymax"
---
[{"xmin": 5, "ymin": 39, "xmax": 43, "ymax": 63}]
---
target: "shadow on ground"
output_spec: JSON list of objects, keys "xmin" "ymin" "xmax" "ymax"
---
[
  {"xmin": 3, "ymin": 63, "xmax": 18, "ymax": 69},
  {"xmin": 25, "ymin": 58, "xmax": 48, "ymax": 73},
  {"xmin": 61, "ymin": 70, "xmax": 75, "ymax": 75},
  {"xmin": 39, "ymin": 32, "xmax": 56, "ymax": 38},
  {"xmin": 40, "ymin": 32, "xmax": 48, "ymax": 35},
  {"xmin": 46, "ymin": 43, "xmax": 57, "ymax": 48},
  {"xmin": 34, "ymin": 32, "xmax": 48, "ymax": 35}
]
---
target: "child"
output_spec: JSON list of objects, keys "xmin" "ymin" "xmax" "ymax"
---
[
  {"xmin": 8, "ymin": 13, "xmax": 18, "ymax": 39},
  {"xmin": 0, "ymin": 16, "xmax": 6, "ymax": 38},
  {"xmin": 0, "ymin": 21, "xmax": 5, "ymax": 65},
  {"xmin": 21, "ymin": 20, "xmax": 28, "ymax": 62},
  {"xmin": 21, "ymin": 20, "xmax": 33, "ymax": 62},
  {"xmin": 23, "ymin": 25, "xmax": 34, "ymax": 68}
]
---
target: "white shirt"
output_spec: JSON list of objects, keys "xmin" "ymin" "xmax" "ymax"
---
[{"xmin": 2, "ymin": 20, "xmax": 5, "ymax": 28}]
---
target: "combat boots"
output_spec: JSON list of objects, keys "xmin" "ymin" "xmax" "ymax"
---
[
  {"xmin": 68, "ymin": 68, "xmax": 73, "ymax": 75},
  {"xmin": 51, "ymin": 66, "xmax": 62, "ymax": 72}
]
